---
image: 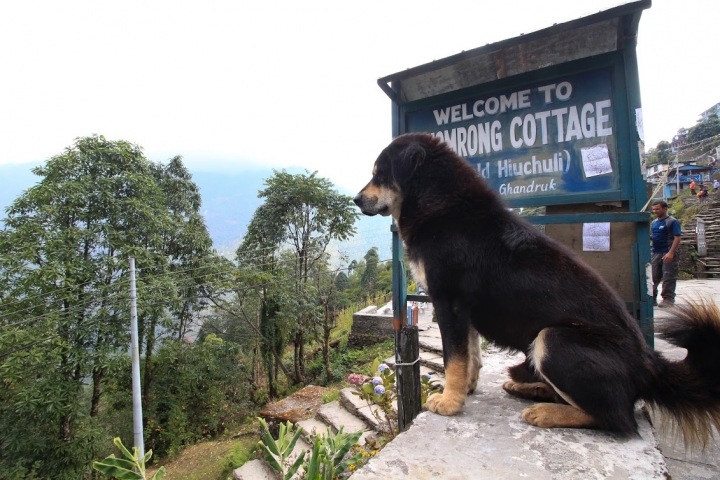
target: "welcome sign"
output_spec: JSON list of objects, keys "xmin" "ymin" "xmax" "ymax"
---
[{"xmin": 406, "ymin": 68, "xmax": 619, "ymax": 201}]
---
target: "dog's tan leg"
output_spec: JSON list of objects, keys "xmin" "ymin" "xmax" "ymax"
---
[
  {"xmin": 467, "ymin": 327, "xmax": 482, "ymax": 394},
  {"xmin": 502, "ymin": 381, "xmax": 556, "ymax": 401},
  {"xmin": 425, "ymin": 358, "xmax": 467, "ymax": 415},
  {"xmin": 522, "ymin": 403, "xmax": 596, "ymax": 429}
]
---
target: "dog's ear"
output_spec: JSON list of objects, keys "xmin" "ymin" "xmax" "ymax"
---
[{"xmin": 392, "ymin": 143, "xmax": 425, "ymax": 185}]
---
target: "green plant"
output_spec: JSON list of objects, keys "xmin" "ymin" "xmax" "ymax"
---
[
  {"xmin": 420, "ymin": 372, "xmax": 443, "ymax": 405},
  {"xmin": 218, "ymin": 437, "xmax": 258, "ymax": 479},
  {"xmin": 93, "ymin": 437, "xmax": 166, "ymax": 480},
  {"xmin": 349, "ymin": 358, "xmax": 443, "ymax": 438},
  {"xmin": 304, "ymin": 426, "xmax": 363, "ymax": 480},
  {"xmin": 350, "ymin": 359, "xmax": 398, "ymax": 439},
  {"xmin": 257, "ymin": 418, "xmax": 305, "ymax": 480},
  {"xmin": 322, "ymin": 388, "xmax": 340, "ymax": 404}
]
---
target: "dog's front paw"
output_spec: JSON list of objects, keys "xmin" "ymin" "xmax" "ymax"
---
[
  {"xmin": 424, "ymin": 391, "xmax": 464, "ymax": 415},
  {"xmin": 521, "ymin": 403, "xmax": 595, "ymax": 429},
  {"xmin": 521, "ymin": 404, "xmax": 554, "ymax": 427}
]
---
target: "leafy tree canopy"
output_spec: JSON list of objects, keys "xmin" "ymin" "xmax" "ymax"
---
[
  {"xmin": 0, "ymin": 135, "xmax": 214, "ymax": 478},
  {"xmin": 687, "ymin": 114, "xmax": 720, "ymax": 145}
]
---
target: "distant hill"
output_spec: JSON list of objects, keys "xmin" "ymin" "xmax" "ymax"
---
[{"xmin": 0, "ymin": 163, "xmax": 392, "ymax": 266}]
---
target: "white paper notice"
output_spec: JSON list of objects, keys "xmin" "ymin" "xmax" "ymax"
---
[
  {"xmin": 581, "ymin": 144, "xmax": 613, "ymax": 177},
  {"xmin": 583, "ymin": 222, "xmax": 610, "ymax": 252},
  {"xmin": 635, "ymin": 108, "xmax": 645, "ymax": 143}
]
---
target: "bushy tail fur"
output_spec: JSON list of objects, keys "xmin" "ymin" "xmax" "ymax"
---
[{"xmin": 649, "ymin": 298, "xmax": 720, "ymax": 449}]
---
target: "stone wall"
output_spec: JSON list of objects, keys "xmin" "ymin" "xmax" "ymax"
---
[{"xmin": 348, "ymin": 304, "xmax": 394, "ymax": 348}]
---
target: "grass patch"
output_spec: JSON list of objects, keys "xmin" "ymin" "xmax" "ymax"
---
[
  {"xmin": 147, "ymin": 423, "xmax": 259, "ymax": 480},
  {"xmin": 322, "ymin": 387, "xmax": 340, "ymax": 404},
  {"xmin": 217, "ymin": 435, "xmax": 259, "ymax": 480}
]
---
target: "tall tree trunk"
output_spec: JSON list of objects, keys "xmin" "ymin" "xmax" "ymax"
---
[
  {"xmin": 142, "ymin": 317, "xmax": 157, "ymax": 416},
  {"xmin": 295, "ymin": 330, "xmax": 306, "ymax": 382},
  {"xmin": 267, "ymin": 349, "xmax": 277, "ymax": 398},
  {"xmin": 323, "ymin": 307, "xmax": 333, "ymax": 382},
  {"xmin": 90, "ymin": 367, "xmax": 103, "ymax": 417},
  {"xmin": 294, "ymin": 338, "xmax": 302, "ymax": 383}
]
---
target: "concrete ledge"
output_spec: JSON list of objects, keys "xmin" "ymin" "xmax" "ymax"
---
[
  {"xmin": 351, "ymin": 347, "xmax": 668, "ymax": 479},
  {"xmin": 349, "ymin": 303, "xmax": 395, "ymax": 348}
]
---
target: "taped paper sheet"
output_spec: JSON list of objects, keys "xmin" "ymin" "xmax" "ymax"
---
[
  {"xmin": 581, "ymin": 144, "xmax": 613, "ymax": 177},
  {"xmin": 583, "ymin": 222, "xmax": 610, "ymax": 252},
  {"xmin": 636, "ymin": 108, "xmax": 645, "ymax": 143}
]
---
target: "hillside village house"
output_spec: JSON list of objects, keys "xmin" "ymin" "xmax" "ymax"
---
[{"xmin": 700, "ymin": 102, "xmax": 720, "ymax": 123}]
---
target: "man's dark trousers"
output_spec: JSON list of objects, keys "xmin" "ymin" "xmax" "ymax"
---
[{"xmin": 651, "ymin": 252, "xmax": 679, "ymax": 302}]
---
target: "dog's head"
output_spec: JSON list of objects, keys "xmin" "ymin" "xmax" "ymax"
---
[{"xmin": 353, "ymin": 133, "xmax": 431, "ymax": 218}]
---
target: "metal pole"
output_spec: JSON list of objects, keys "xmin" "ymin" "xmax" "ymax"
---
[{"xmin": 129, "ymin": 257, "xmax": 145, "ymax": 458}]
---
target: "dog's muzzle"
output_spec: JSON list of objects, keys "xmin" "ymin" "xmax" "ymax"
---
[{"xmin": 353, "ymin": 193, "xmax": 378, "ymax": 216}]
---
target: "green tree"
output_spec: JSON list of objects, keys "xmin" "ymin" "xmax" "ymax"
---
[
  {"xmin": 143, "ymin": 335, "xmax": 252, "ymax": 458},
  {"xmin": 137, "ymin": 157, "xmax": 214, "ymax": 413},
  {"xmin": 656, "ymin": 140, "xmax": 672, "ymax": 165},
  {"xmin": 687, "ymin": 114, "xmax": 720, "ymax": 145},
  {"xmin": 360, "ymin": 247, "xmax": 380, "ymax": 297},
  {"xmin": 334, "ymin": 271, "xmax": 349, "ymax": 292},
  {"xmin": 239, "ymin": 170, "xmax": 357, "ymax": 383},
  {"xmin": 0, "ymin": 135, "xmax": 213, "ymax": 478},
  {"xmin": 311, "ymin": 256, "xmax": 342, "ymax": 383}
]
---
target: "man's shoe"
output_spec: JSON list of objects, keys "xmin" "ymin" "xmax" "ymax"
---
[
  {"xmin": 658, "ymin": 299, "xmax": 675, "ymax": 308},
  {"xmin": 652, "ymin": 298, "xmax": 658, "ymax": 306}
]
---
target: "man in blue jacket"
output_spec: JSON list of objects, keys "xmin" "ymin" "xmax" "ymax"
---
[{"xmin": 651, "ymin": 200, "xmax": 682, "ymax": 308}]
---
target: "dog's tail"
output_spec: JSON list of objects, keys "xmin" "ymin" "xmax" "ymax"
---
[{"xmin": 648, "ymin": 298, "xmax": 720, "ymax": 449}]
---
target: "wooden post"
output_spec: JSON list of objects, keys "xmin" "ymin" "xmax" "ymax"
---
[
  {"xmin": 392, "ymin": 221, "xmax": 422, "ymax": 431},
  {"xmin": 397, "ymin": 325, "xmax": 421, "ymax": 431}
]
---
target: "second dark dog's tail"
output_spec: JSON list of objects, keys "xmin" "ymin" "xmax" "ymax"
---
[{"xmin": 648, "ymin": 298, "xmax": 720, "ymax": 449}]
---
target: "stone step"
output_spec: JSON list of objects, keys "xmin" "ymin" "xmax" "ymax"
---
[
  {"xmin": 383, "ymin": 350, "xmax": 445, "ymax": 373},
  {"xmin": 420, "ymin": 365, "xmax": 446, "ymax": 388},
  {"xmin": 236, "ymin": 434, "xmax": 311, "ymax": 480},
  {"xmin": 338, "ymin": 387, "xmax": 391, "ymax": 431},
  {"xmin": 316, "ymin": 400, "xmax": 376, "ymax": 446},
  {"xmin": 296, "ymin": 417, "xmax": 330, "ymax": 440},
  {"xmin": 418, "ymin": 334, "xmax": 443, "ymax": 354},
  {"xmin": 289, "ymin": 437, "xmax": 312, "ymax": 477},
  {"xmin": 419, "ymin": 350, "xmax": 444, "ymax": 372},
  {"xmin": 233, "ymin": 459, "xmax": 278, "ymax": 480}
]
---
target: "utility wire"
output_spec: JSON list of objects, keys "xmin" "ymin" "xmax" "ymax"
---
[
  {"xmin": 0, "ymin": 223, "xmax": 391, "ymax": 312},
  {"xmin": 0, "ymin": 257, "xmax": 392, "ymax": 331}
]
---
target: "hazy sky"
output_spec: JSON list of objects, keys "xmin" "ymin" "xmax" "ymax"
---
[{"xmin": 1, "ymin": 1, "xmax": 717, "ymax": 192}]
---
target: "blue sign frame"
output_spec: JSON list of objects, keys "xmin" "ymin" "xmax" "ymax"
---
[{"xmin": 397, "ymin": 53, "xmax": 639, "ymax": 209}]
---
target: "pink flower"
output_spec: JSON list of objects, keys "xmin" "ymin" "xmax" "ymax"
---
[{"xmin": 348, "ymin": 373, "xmax": 366, "ymax": 386}]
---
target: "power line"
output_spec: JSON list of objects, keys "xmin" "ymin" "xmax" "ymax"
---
[
  {"xmin": 0, "ymin": 223, "xmax": 392, "ymax": 313},
  {"xmin": 0, "ymin": 256, "xmax": 393, "ymax": 333}
]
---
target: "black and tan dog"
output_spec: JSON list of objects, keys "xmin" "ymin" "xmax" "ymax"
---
[{"xmin": 354, "ymin": 132, "xmax": 720, "ymax": 446}]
